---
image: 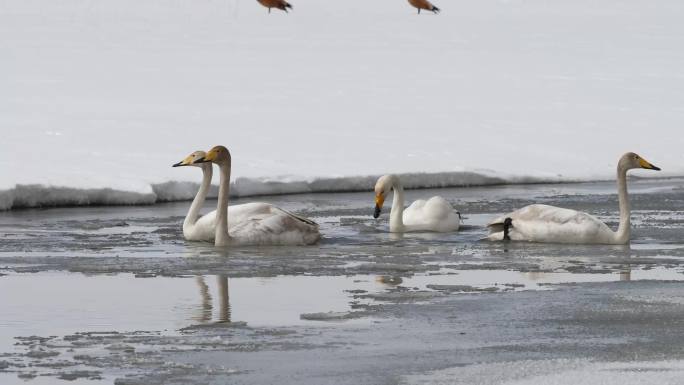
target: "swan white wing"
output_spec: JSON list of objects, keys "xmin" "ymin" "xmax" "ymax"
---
[
  {"xmin": 229, "ymin": 203, "xmax": 320, "ymax": 246},
  {"xmin": 487, "ymin": 204, "xmax": 614, "ymax": 243},
  {"xmin": 183, "ymin": 203, "xmax": 285, "ymax": 242},
  {"xmin": 403, "ymin": 196, "xmax": 460, "ymax": 232}
]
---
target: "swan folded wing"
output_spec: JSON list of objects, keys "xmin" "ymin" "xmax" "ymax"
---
[
  {"xmin": 404, "ymin": 197, "xmax": 446, "ymax": 221},
  {"xmin": 274, "ymin": 207, "xmax": 318, "ymax": 227},
  {"xmin": 227, "ymin": 202, "xmax": 272, "ymax": 219},
  {"xmin": 229, "ymin": 205, "xmax": 320, "ymax": 246},
  {"xmin": 488, "ymin": 204, "xmax": 576, "ymax": 227},
  {"xmin": 404, "ymin": 196, "xmax": 459, "ymax": 231},
  {"xmin": 230, "ymin": 203, "xmax": 318, "ymax": 229},
  {"xmin": 424, "ymin": 196, "xmax": 455, "ymax": 218}
]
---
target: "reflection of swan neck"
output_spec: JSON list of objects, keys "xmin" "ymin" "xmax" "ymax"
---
[
  {"xmin": 389, "ymin": 176, "xmax": 405, "ymax": 232},
  {"xmin": 217, "ymin": 275, "xmax": 230, "ymax": 323},
  {"xmin": 184, "ymin": 164, "xmax": 212, "ymax": 228},
  {"xmin": 215, "ymin": 157, "xmax": 232, "ymax": 246},
  {"xmin": 620, "ymin": 268, "xmax": 631, "ymax": 282},
  {"xmin": 195, "ymin": 276, "xmax": 212, "ymax": 323},
  {"xmin": 615, "ymin": 165, "xmax": 630, "ymax": 243}
]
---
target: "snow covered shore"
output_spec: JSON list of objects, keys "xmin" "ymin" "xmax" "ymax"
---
[
  {"xmin": 2, "ymin": 0, "xmax": 683, "ymax": 209},
  {"xmin": 1, "ymin": 170, "xmax": 563, "ymax": 210}
]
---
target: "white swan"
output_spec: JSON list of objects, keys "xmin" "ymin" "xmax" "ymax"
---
[
  {"xmin": 486, "ymin": 152, "xmax": 660, "ymax": 244},
  {"xmin": 173, "ymin": 151, "xmax": 217, "ymax": 241},
  {"xmin": 373, "ymin": 174, "xmax": 461, "ymax": 233},
  {"xmin": 173, "ymin": 150, "xmax": 314, "ymax": 243},
  {"xmin": 196, "ymin": 145, "xmax": 321, "ymax": 246}
]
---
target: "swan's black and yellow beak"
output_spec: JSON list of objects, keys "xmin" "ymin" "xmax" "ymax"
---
[
  {"xmin": 373, "ymin": 194, "xmax": 385, "ymax": 218},
  {"xmin": 639, "ymin": 157, "xmax": 661, "ymax": 171},
  {"xmin": 194, "ymin": 156, "xmax": 208, "ymax": 164},
  {"xmin": 172, "ymin": 155, "xmax": 194, "ymax": 168}
]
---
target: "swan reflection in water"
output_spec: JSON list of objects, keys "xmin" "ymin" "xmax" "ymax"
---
[{"xmin": 194, "ymin": 275, "xmax": 231, "ymax": 324}]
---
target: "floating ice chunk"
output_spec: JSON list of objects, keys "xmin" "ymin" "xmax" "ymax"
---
[{"xmin": 300, "ymin": 311, "xmax": 354, "ymax": 321}]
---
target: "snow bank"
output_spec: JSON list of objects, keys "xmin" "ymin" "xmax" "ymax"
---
[
  {"xmin": 0, "ymin": 170, "xmax": 563, "ymax": 210},
  {"xmin": 0, "ymin": 185, "xmax": 157, "ymax": 211},
  {"xmin": 2, "ymin": 0, "xmax": 684, "ymax": 211},
  {"xmin": 159, "ymin": 170, "xmax": 560, "ymax": 200}
]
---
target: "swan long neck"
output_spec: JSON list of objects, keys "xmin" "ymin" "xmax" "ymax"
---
[
  {"xmin": 215, "ymin": 157, "xmax": 232, "ymax": 246},
  {"xmin": 615, "ymin": 165, "xmax": 631, "ymax": 243},
  {"xmin": 184, "ymin": 164, "xmax": 212, "ymax": 229},
  {"xmin": 389, "ymin": 177, "xmax": 405, "ymax": 232}
]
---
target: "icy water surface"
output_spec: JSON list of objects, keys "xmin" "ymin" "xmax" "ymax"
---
[{"xmin": 2, "ymin": 178, "xmax": 684, "ymax": 383}]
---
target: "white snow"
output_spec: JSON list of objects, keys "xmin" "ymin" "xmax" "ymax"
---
[{"xmin": 2, "ymin": 0, "xmax": 684, "ymax": 209}]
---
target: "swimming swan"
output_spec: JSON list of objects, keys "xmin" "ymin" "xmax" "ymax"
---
[
  {"xmin": 173, "ymin": 150, "xmax": 289, "ymax": 242},
  {"xmin": 487, "ymin": 152, "xmax": 660, "ymax": 244},
  {"xmin": 196, "ymin": 145, "xmax": 321, "ymax": 246},
  {"xmin": 173, "ymin": 151, "xmax": 216, "ymax": 241},
  {"xmin": 373, "ymin": 174, "xmax": 461, "ymax": 233}
]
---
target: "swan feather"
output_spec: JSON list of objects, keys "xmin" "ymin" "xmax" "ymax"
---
[
  {"xmin": 403, "ymin": 196, "xmax": 461, "ymax": 232},
  {"xmin": 486, "ymin": 204, "xmax": 613, "ymax": 244}
]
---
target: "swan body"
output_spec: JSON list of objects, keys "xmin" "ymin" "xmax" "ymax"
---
[
  {"xmin": 222, "ymin": 202, "xmax": 320, "ymax": 246},
  {"xmin": 173, "ymin": 152, "xmax": 305, "ymax": 242},
  {"xmin": 186, "ymin": 211, "xmax": 216, "ymax": 241},
  {"xmin": 182, "ymin": 202, "xmax": 313, "ymax": 243},
  {"xmin": 487, "ymin": 204, "xmax": 619, "ymax": 244},
  {"xmin": 196, "ymin": 145, "xmax": 320, "ymax": 246},
  {"xmin": 373, "ymin": 174, "xmax": 460, "ymax": 233},
  {"xmin": 487, "ymin": 152, "xmax": 660, "ymax": 244}
]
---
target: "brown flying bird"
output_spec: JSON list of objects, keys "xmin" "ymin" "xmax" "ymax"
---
[
  {"xmin": 408, "ymin": 0, "xmax": 440, "ymax": 14},
  {"xmin": 257, "ymin": 0, "xmax": 293, "ymax": 13}
]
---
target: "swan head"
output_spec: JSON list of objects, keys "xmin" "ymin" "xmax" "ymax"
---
[
  {"xmin": 172, "ymin": 151, "xmax": 207, "ymax": 168},
  {"xmin": 620, "ymin": 152, "xmax": 660, "ymax": 172},
  {"xmin": 196, "ymin": 145, "xmax": 231, "ymax": 164},
  {"xmin": 373, "ymin": 175, "xmax": 394, "ymax": 218}
]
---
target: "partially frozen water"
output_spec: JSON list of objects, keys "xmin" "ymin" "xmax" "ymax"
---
[
  {"xmin": 401, "ymin": 359, "xmax": 684, "ymax": 385},
  {"xmin": 4, "ymin": 0, "xmax": 684, "ymax": 381},
  {"xmin": 3, "ymin": 266, "xmax": 683, "ymax": 351},
  {"xmin": 0, "ymin": 273, "xmax": 379, "ymax": 348},
  {"xmin": 2, "ymin": 179, "xmax": 684, "ymax": 383}
]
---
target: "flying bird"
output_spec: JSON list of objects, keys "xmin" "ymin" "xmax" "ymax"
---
[
  {"xmin": 408, "ymin": 0, "xmax": 440, "ymax": 14},
  {"xmin": 257, "ymin": 0, "xmax": 293, "ymax": 13}
]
